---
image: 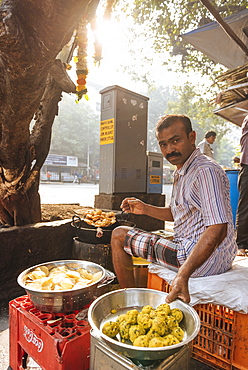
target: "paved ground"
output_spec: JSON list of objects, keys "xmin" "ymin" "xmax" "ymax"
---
[
  {"xmin": 0, "ymin": 183, "xmax": 215, "ymax": 370},
  {"xmin": 38, "ymin": 182, "xmax": 173, "ymax": 208}
]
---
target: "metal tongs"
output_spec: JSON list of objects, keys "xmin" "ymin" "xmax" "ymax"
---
[{"xmin": 115, "ymin": 211, "xmax": 130, "ymax": 222}]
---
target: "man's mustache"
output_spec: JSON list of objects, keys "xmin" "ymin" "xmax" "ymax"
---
[{"xmin": 166, "ymin": 152, "xmax": 182, "ymax": 160}]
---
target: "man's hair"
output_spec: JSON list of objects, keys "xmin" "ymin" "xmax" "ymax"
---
[
  {"xmin": 156, "ymin": 114, "xmax": 193, "ymax": 137},
  {"xmin": 205, "ymin": 130, "xmax": 216, "ymax": 139}
]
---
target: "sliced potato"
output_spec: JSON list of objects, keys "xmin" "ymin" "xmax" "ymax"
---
[
  {"xmin": 24, "ymin": 264, "xmax": 102, "ymax": 291},
  {"xmin": 92, "ymin": 271, "xmax": 102, "ymax": 282}
]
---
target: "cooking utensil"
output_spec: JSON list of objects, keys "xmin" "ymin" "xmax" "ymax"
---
[
  {"xmin": 95, "ymin": 269, "xmax": 116, "ymax": 297},
  {"xmin": 88, "ymin": 288, "xmax": 200, "ymax": 361},
  {"xmin": 115, "ymin": 211, "xmax": 136, "ymax": 227},
  {"xmin": 71, "ymin": 214, "xmax": 135, "ymax": 244},
  {"xmin": 17, "ymin": 260, "xmax": 113, "ymax": 313},
  {"xmin": 71, "ymin": 214, "xmax": 116, "ymax": 244}
]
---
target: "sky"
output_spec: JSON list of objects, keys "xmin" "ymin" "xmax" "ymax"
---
[
  {"xmin": 85, "ymin": 2, "xmax": 192, "ymax": 92},
  {"xmin": 67, "ymin": 1, "xmax": 242, "ymax": 146}
]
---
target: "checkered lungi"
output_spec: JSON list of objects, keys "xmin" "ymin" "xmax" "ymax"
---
[{"xmin": 124, "ymin": 228, "xmax": 179, "ymax": 272}]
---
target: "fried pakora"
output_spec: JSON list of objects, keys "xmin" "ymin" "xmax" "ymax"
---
[
  {"xmin": 83, "ymin": 209, "xmax": 116, "ymax": 227},
  {"xmin": 102, "ymin": 321, "xmax": 120, "ymax": 338},
  {"xmin": 101, "ymin": 303, "xmax": 185, "ymax": 348},
  {"xmin": 129, "ymin": 325, "xmax": 146, "ymax": 343},
  {"xmin": 133, "ymin": 335, "xmax": 149, "ymax": 347}
]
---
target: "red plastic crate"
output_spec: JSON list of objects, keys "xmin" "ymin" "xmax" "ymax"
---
[
  {"xmin": 147, "ymin": 271, "xmax": 248, "ymax": 370},
  {"xmin": 9, "ymin": 295, "xmax": 91, "ymax": 370}
]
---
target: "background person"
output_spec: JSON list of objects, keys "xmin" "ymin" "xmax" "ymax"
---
[
  {"xmin": 236, "ymin": 115, "xmax": 248, "ymax": 256},
  {"xmin": 197, "ymin": 130, "xmax": 216, "ymax": 159},
  {"xmin": 73, "ymin": 172, "xmax": 79, "ymax": 183},
  {"xmin": 46, "ymin": 171, "xmax": 51, "ymax": 181},
  {"xmin": 232, "ymin": 156, "xmax": 240, "ymax": 169},
  {"xmin": 111, "ymin": 115, "xmax": 237, "ymax": 304}
]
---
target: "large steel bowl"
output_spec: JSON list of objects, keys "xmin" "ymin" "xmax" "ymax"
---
[
  {"xmin": 88, "ymin": 288, "xmax": 200, "ymax": 361},
  {"xmin": 17, "ymin": 260, "xmax": 112, "ymax": 313}
]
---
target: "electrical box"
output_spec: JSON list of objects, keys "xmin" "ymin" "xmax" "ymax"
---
[
  {"xmin": 99, "ymin": 85, "xmax": 149, "ymax": 194},
  {"xmin": 147, "ymin": 151, "xmax": 163, "ymax": 194}
]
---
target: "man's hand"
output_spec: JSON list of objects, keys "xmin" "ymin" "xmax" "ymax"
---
[
  {"xmin": 120, "ymin": 198, "xmax": 147, "ymax": 215},
  {"xmin": 165, "ymin": 223, "xmax": 228, "ymax": 304},
  {"xmin": 165, "ymin": 275, "xmax": 190, "ymax": 304}
]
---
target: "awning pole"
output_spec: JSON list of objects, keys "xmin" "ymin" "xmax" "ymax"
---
[{"xmin": 200, "ymin": 0, "xmax": 248, "ymax": 57}]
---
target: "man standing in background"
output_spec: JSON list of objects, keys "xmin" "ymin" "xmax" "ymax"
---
[
  {"xmin": 198, "ymin": 130, "xmax": 216, "ymax": 159},
  {"xmin": 236, "ymin": 115, "xmax": 248, "ymax": 256}
]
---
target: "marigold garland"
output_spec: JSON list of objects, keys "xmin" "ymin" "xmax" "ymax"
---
[
  {"xmin": 75, "ymin": 1, "xmax": 116, "ymax": 101},
  {"xmin": 76, "ymin": 18, "xmax": 89, "ymax": 102}
]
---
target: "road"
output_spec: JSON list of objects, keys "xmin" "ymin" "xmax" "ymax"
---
[
  {"xmin": 39, "ymin": 182, "xmax": 173, "ymax": 207},
  {"xmin": 39, "ymin": 182, "xmax": 100, "ymax": 207}
]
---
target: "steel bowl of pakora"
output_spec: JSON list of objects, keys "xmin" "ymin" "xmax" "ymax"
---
[
  {"xmin": 88, "ymin": 288, "xmax": 200, "ymax": 361},
  {"xmin": 17, "ymin": 260, "xmax": 112, "ymax": 312}
]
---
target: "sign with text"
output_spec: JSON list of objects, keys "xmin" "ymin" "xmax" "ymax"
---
[
  {"xmin": 67, "ymin": 156, "xmax": 78, "ymax": 167},
  {"xmin": 44, "ymin": 154, "xmax": 78, "ymax": 167},
  {"xmin": 150, "ymin": 175, "xmax": 161, "ymax": 184},
  {"xmin": 100, "ymin": 118, "xmax": 114, "ymax": 145}
]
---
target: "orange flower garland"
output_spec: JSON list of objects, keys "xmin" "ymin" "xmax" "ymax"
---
[
  {"xmin": 76, "ymin": 18, "xmax": 89, "ymax": 101},
  {"xmin": 75, "ymin": 1, "xmax": 116, "ymax": 101}
]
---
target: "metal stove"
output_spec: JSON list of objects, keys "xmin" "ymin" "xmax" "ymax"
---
[{"xmin": 90, "ymin": 330, "xmax": 190, "ymax": 370}]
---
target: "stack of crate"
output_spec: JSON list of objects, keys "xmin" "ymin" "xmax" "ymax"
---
[
  {"xmin": 9, "ymin": 296, "xmax": 91, "ymax": 370},
  {"xmin": 147, "ymin": 272, "xmax": 248, "ymax": 370}
]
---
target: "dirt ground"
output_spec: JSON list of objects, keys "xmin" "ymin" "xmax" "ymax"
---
[{"xmin": 41, "ymin": 204, "xmax": 93, "ymax": 222}]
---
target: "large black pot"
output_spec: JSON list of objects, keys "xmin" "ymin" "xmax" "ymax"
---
[
  {"xmin": 71, "ymin": 214, "xmax": 135, "ymax": 245},
  {"xmin": 72, "ymin": 237, "xmax": 114, "ymax": 272}
]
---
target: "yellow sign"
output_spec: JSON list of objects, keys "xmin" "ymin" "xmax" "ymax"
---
[
  {"xmin": 100, "ymin": 118, "xmax": 114, "ymax": 145},
  {"xmin": 150, "ymin": 175, "xmax": 161, "ymax": 184}
]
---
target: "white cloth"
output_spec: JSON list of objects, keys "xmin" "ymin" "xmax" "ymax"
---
[
  {"xmin": 148, "ymin": 257, "xmax": 248, "ymax": 314},
  {"xmin": 197, "ymin": 138, "xmax": 214, "ymax": 158}
]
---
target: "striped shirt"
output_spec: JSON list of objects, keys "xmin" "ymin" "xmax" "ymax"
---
[{"xmin": 170, "ymin": 148, "xmax": 237, "ymax": 276}]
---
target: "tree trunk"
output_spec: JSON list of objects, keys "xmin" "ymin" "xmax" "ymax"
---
[{"xmin": 0, "ymin": 0, "xmax": 99, "ymax": 226}]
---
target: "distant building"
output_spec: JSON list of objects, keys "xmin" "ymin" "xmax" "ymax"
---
[{"xmin": 41, "ymin": 154, "xmax": 87, "ymax": 182}]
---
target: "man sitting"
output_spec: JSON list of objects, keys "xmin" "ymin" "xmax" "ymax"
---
[{"xmin": 110, "ymin": 115, "xmax": 237, "ymax": 303}]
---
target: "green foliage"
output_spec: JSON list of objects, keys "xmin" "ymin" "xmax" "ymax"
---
[
  {"xmin": 51, "ymin": 86, "xmax": 239, "ymax": 171},
  {"xmin": 216, "ymin": 138, "xmax": 237, "ymax": 167},
  {"xmin": 166, "ymin": 82, "xmax": 238, "ymax": 166},
  {"xmin": 145, "ymin": 86, "xmax": 178, "ymax": 152},
  {"xmin": 144, "ymin": 82, "xmax": 239, "ymax": 167},
  {"xmin": 51, "ymin": 93, "xmax": 100, "ymax": 168},
  {"xmin": 116, "ymin": 0, "xmax": 247, "ymax": 76}
]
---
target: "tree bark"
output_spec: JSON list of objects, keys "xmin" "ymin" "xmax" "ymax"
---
[{"xmin": 0, "ymin": 0, "xmax": 99, "ymax": 226}]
